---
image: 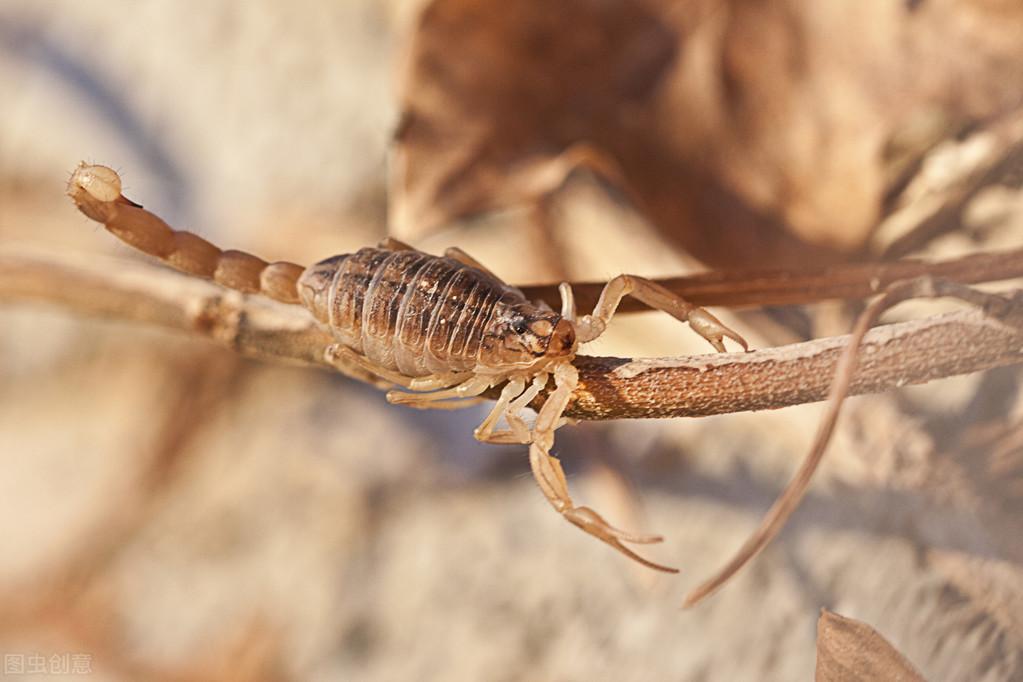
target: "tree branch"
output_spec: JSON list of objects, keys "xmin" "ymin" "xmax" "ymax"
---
[{"xmin": 4, "ymin": 247, "xmax": 1022, "ymax": 420}]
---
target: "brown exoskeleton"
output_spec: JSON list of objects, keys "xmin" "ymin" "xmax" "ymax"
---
[{"xmin": 67, "ymin": 162, "xmax": 747, "ymax": 572}]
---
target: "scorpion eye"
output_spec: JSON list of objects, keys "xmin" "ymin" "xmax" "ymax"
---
[{"xmin": 511, "ymin": 318, "xmax": 528, "ymax": 334}]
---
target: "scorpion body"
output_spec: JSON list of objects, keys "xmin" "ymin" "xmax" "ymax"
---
[
  {"xmin": 67, "ymin": 162, "xmax": 747, "ymax": 572},
  {"xmin": 298, "ymin": 247, "xmax": 571, "ymax": 379}
]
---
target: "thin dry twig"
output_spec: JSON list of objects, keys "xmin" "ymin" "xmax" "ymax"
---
[
  {"xmin": 0, "ymin": 247, "xmax": 385, "ymax": 388},
  {"xmin": 683, "ymin": 278, "xmax": 1023, "ymax": 607},
  {"xmin": 3, "ymin": 248, "xmax": 1023, "ymax": 422},
  {"xmin": 519, "ymin": 246, "xmax": 1023, "ymax": 312}
]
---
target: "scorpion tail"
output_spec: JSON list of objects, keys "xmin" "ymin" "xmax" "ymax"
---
[{"xmin": 67, "ymin": 162, "xmax": 304, "ymax": 305}]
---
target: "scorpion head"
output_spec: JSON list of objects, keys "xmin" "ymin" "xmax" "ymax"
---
[{"xmin": 481, "ymin": 304, "xmax": 577, "ymax": 370}]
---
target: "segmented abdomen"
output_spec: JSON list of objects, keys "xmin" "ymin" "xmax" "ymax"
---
[{"xmin": 320, "ymin": 248, "xmax": 523, "ymax": 376}]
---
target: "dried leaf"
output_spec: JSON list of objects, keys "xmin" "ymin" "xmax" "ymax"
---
[
  {"xmin": 816, "ymin": 610, "xmax": 927, "ymax": 682},
  {"xmin": 392, "ymin": 0, "xmax": 1023, "ymax": 268},
  {"xmin": 390, "ymin": 0, "xmax": 676, "ymax": 233}
]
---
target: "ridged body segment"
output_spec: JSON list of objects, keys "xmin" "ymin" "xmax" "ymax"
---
[{"xmin": 315, "ymin": 248, "xmax": 528, "ymax": 376}]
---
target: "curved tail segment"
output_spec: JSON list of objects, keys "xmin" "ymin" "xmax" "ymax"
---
[{"xmin": 67, "ymin": 163, "xmax": 305, "ymax": 305}]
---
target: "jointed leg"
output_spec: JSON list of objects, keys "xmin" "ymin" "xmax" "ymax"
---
[
  {"xmin": 386, "ymin": 375, "xmax": 494, "ymax": 408},
  {"xmin": 389, "ymin": 368, "xmax": 490, "ymax": 410},
  {"xmin": 326, "ymin": 344, "xmax": 470, "ymax": 398},
  {"xmin": 479, "ymin": 419, "xmax": 532, "ymax": 445},
  {"xmin": 504, "ymin": 374, "xmax": 547, "ymax": 441},
  {"xmin": 474, "ymin": 378, "xmax": 526, "ymax": 442},
  {"xmin": 558, "ymin": 282, "xmax": 576, "ymax": 321},
  {"xmin": 392, "ymin": 396, "xmax": 488, "ymax": 411},
  {"xmin": 571, "ymin": 275, "xmax": 748, "ymax": 352},
  {"xmin": 379, "ymin": 237, "xmax": 416, "ymax": 251},
  {"xmin": 407, "ymin": 374, "xmax": 473, "ymax": 391},
  {"xmin": 472, "ymin": 376, "xmax": 552, "ymax": 445},
  {"xmin": 326, "ymin": 344, "xmax": 417, "ymax": 388},
  {"xmin": 528, "ymin": 362, "xmax": 678, "ymax": 573}
]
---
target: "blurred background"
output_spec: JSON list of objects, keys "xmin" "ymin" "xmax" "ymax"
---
[{"xmin": 1, "ymin": 1, "xmax": 1022, "ymax": 679}]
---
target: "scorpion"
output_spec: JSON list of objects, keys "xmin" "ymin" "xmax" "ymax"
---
[{"xmin": 67, "ymin": 162, "xmax": 748, "ymax": 572}]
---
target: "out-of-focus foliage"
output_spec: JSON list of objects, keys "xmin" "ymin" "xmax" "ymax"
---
[{"xmin": 393, "ymin": 0, "xmax": 1023, "ymax": 268}]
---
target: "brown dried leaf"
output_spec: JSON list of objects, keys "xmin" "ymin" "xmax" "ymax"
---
[
  {"xmin": 391, "ymin": 0, "xmax": 840, "ymax": 269},
  {"xmin": 392, "ymin": 0, "xmax": 1023, "ymax": 269},
  {"xmin": 390, "ymin": 0, "xmax": 675, "ymax": 232},
  {"xmin": 816, "ymin": 610, "xmax": 927, "ymax": 682}
]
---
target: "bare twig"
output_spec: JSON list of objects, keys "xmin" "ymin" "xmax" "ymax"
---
[
  {"xmin": 520, "ymin": 246, "xmax": 1023, "ymax": 312},
  {"xmin": 3, "ymin": 248, "xmax": 1023, "ymax": 422},
  {"xmin": 0, "ymin": 247, "xmax": 386, "ymax": 388}
]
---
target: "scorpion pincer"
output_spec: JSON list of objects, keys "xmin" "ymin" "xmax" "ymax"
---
[{"xmin": 67, "ymin": 162, "xmax": 748, "ymax": 572}]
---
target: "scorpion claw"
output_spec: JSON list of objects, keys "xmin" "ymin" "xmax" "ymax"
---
[
  {"xmin": 563, "ymin": 507, "xmax": 678, "ymax": 573},
  {"xmin": 568, "ymin": 506, "xmax": 664, "ymax": 544},
  {"xmin": 688, "ymin": 308, "xmax": 749, "ymax": 352},
  {"xmin": 529, "ymin": 442, "xmax": 678, "ymax": 573}
]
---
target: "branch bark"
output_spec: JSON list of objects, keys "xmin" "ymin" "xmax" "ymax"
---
[{"xmin": 3, "ymin": 247, "xmax": 1022, "ymax": 420}]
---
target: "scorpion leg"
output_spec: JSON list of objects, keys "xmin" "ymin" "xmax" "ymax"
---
[
  {"xmin": 570, "ymin": 276, "xmax": 748, "ymax": 352},
  {"xmin": 408, "ymin": 374, "xmax": 473, "ymax": 391},
  {"xmin": 325, "ymin": 343, "xmax": 418, "ymax": 388},
  {"xmin": 386, "ymin": 373, "xmax": 485, "ymax": 408},
  {"xmin": 387, "ymin": 375, "xmax": 494, "ymax": 408},
  {"xmin": 530, "ymin": 363, "xmax": 678, "ymax": 573},
  {"xmin": 504, "ymin": 374, "xmax": 548, "ymax": 442},
  {"xmin": 474, "ymin": 378, "xmax": 525, "ymax": 441},
  {"xmin": 443, "ymin": 247, "xmax": 499, "ymax": 279},
  {"xmin": 558, "ymin": 282, "xmax": 576, "ymax": 320},
  {"xmin": 388, "ymin": 372, "xmax": 490, "ymax": 410},
  {"xmin": 399, "ymin": 396, "xmax": 489, "ymax": 411},
  {"xmin": 327, "ymin": 344, "xmax": 471, "ymax": 396},
  {"xmin": 379, "ymin": 237, "xmax": 416, "ymax": 251},
  {"xmin": 475, "ymin": 428, "xmax": 530, "ymax": 445},
  {"xmin": 474, "ymin": 374, "xmax": 547, "ymax": 444}
]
